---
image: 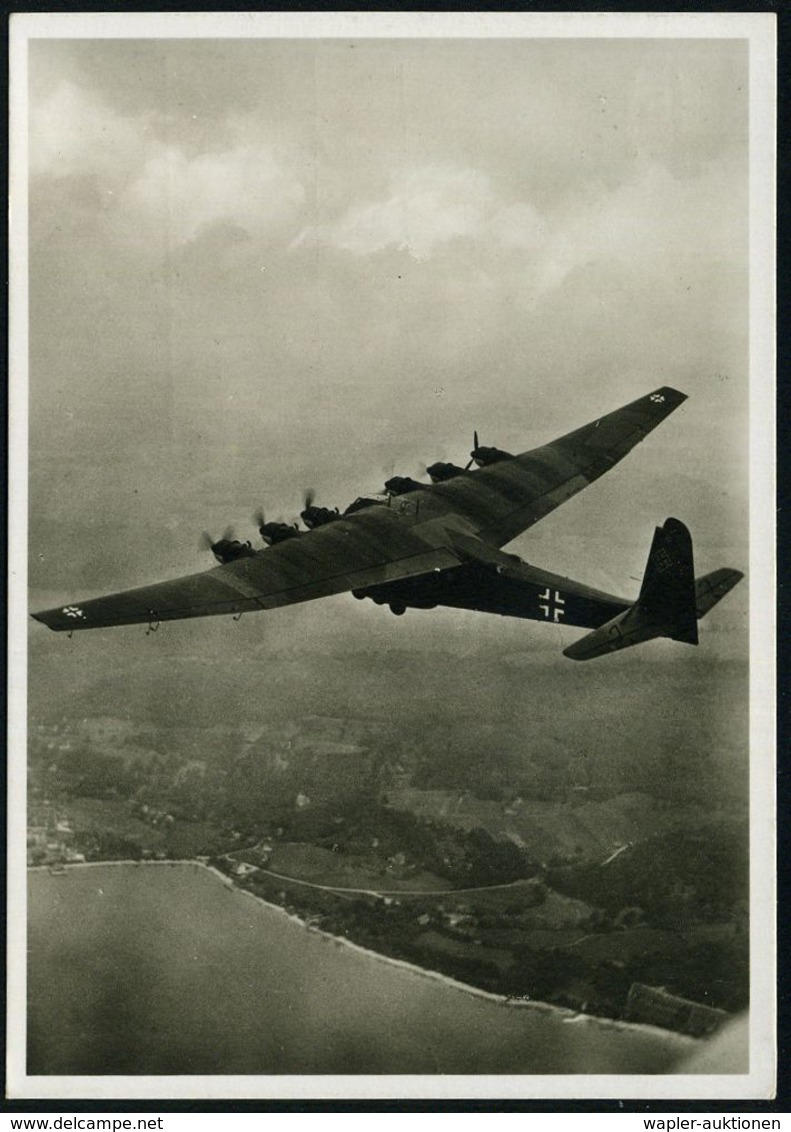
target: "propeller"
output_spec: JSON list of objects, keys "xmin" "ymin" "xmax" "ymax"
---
[
  {"xmin": 253, "ymin": 505, "xmax": 266, "ymax": 529},
  {"xmin": 253, "ymin": 506, "xmax": 272, "ymax": 545},
  {"xmin": 199, "ymin": 525, "xmax": 234, "ymax": 553},
  {"xmin": 417, "ymin": 444, "xmax": 448, "ymax": 478},
  {"xmin": 303, "ymin": 488, "xmax": 316, "ymax": 511},
  {"xmin": 255, "ymin": 503, "xmax": 300, "ymax": 544},
  {"xmin": 464, "ymin": 431, "xmax": 480, "ymax": 471}
]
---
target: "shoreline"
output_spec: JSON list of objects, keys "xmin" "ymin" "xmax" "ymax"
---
[{"xmin": 29, "ymin": 858, "xmax": 693, "ymax": 1050}]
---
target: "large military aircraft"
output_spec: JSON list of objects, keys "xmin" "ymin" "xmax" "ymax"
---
[{"xmin": 32, "ymin": 387, "xmax": 743, "ymax": 660}]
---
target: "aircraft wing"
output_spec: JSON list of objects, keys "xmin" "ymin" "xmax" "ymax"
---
[
  {"xmin": 416, "ymin": 386, "xmax": 687, "ymax": 547},
  {"xmin": 31, "ymin": 508, "xmax": 462, "ymax": 631},
  {"xmin": 32, "ymin": 386, "xmax": 687, "ymax": 633}
]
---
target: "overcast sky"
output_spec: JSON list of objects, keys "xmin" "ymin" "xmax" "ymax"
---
[{"xmin": 26, "ymin": 34, "xmax": 750, "ymax": 670}]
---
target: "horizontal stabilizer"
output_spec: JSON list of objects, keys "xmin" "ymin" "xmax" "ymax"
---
[
  {"xmin": 695, "ymin": 568, "xmax": 745, "ymax": 618},
  {"xmin": 562, "ymin": 604, "xmax": 667, "ymax": 661}
]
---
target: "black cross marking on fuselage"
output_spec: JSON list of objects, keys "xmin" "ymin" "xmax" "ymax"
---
[{"xmin": 538, "ymin": 587, "xmax": 565, "ymax": 622}]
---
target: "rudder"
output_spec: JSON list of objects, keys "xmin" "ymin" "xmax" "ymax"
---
[
  {"xmin": 563, "ymin": 518, "xmax": 699, "ymax": 661},
  {"xmin": 637, "ymin": 517, "xmax": 698, "ymax": 645}
]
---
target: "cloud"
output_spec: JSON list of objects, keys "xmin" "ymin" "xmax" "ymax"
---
[
  {"xmin": 125, "ymin": 143, "xmax": 304, "ymax": 244},
  {"xmin": 526, "ymin": 153, "xmax": 746, "ymax": 301},
  {"xmin": 294, "ymin": 149, "xmax": 744, "ymax": 321},
  {"xmin": 295, "ymin": 164, "xmax": 546, "ymax": 261},
  {"xmin": 30, "ymin": 79, "xmax": 149, "ymax": 181},
  {"xmin": 30, "ymin": 79, "xmax": 305, "ymax": 245}
]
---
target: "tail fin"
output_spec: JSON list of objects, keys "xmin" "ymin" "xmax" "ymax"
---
[
  {"xmin": 563, "ymin": 519, "xmax": 741, "ymax": 662},
  {"xmin": 636, "ymin": 516, "xmax": 698, "ymax": 645}
]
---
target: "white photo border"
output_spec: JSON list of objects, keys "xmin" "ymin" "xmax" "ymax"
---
[{"xmin": 7, "ymin": 9, "xmax": 777, "ymax": 1102}]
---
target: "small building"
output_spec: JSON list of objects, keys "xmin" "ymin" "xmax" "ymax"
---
[
  {"xmin": 444, "ymin": 912, "xmax": 473, "ymax": 929},
  {"xmin": 231, "ymin": 861, "xmax": 257, "ymax": 877},
  {"xmin": 625, "ymin": 983, "xmax": 729, "ymax": 1038}
]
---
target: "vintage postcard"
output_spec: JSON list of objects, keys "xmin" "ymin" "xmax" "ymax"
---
[{"xmin": 7, "ymin": 11, "xmax": 776, "ymax": 1101}]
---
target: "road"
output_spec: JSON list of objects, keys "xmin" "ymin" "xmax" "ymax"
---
[{"xmin": 248, "ymin": 864, "xmax": 531, "ymax": 899}]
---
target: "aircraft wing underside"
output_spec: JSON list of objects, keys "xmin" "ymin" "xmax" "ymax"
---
[
  {"xmin": 32, "ymin": 386, "xmax": 689, "ymax": 633},
  {"xmin": 32, "ymin": 510, "xmax": 462, "ymax": 631}
]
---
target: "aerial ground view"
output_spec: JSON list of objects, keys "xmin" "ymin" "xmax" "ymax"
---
[
  {"xmin": 29, "ymin": 639, "xmax": 748, "ymax": 1037},
  {"xmin": 19, "ymin": 24, "xmax": 760, "ymax": 1083}
]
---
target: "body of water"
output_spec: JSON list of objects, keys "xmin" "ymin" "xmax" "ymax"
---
[{"xmin": 28, "ymin": 863, "xmax": 691, "ymax": 1076}]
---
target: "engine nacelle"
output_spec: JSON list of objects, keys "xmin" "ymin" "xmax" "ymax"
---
[
  {"xmin": 301, "ymin": 505, "xmax": 340, "ymax": 530},
  {"xmin": 426, "ymin": 461, "xmax": 466, "ymax": 483},
  {"xmin": 343, "ymin": 495, "xmax": 387, "ymax": 516},
  {"xmin": 211, "ymin": 539, "xmax": 257, "ymax": 564},
  {"xmin": 471, "ymin": 445, "xmax": 512, "ymax": 468},
  {"xmin": 384, "ymin": 475, "xmax": 423, "ymax": 496},
  {"xmin": 260, "ymin": 522, "xmax": 301, "ymax": 546}
]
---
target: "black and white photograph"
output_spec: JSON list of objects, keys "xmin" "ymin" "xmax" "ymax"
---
[{"xmin": 8, "ymin": 12, "xmax": 776, "ymax": 1101}]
